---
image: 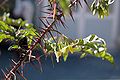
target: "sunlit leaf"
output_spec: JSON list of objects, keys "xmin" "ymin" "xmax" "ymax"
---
[
  {"xmin": 0, "ymin": 32, "xmax": 14, "ymax": 42},
  {"xmin": 45, "ymin": 34, "xmax": 114, "ymax": 63},
  {"xmin": 80, "ymin": 53, "xmax": 87, "ymax": 58},
  {"xmin": 61, "ymin": 46, "xmax": 69, "ymax": 61},
  {"xmin": 8, "ymin": 45, "xmax": 19, "ymax": 50}
]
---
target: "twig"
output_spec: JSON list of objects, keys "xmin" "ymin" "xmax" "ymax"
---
[{"xmin": 3, "ymin": 0, "xmax": 83, "ymax": 79}]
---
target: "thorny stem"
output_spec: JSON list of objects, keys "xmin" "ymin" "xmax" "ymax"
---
[
  {"xmin": 0, "ymin": 0, "xmax": 8, "ymax": 8},
  {"xmin": 5, "ymin": 20, "xmax": 56, "ymax": 80},
  {"xmin": 3, "ymin": 0, "xmax": 83, "ymax": 79}
]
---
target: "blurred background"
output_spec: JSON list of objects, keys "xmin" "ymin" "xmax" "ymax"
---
[{"xmin": 0, "ymin": 0, "xmax": 120, "ymax": 80}]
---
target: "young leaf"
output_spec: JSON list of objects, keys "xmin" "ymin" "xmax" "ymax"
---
[
  {"xmin": 0, "ymin": 32, "xmax": 14, "ymax": 42},
  {"xmin": 80, "ymin": 53, "xmax": 87, "ymax": 59},
  {"xmin": 8, "ymin": 45, "xmax": 19, "ymax": 50}
]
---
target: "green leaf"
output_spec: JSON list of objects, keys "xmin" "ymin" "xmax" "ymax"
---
[
  {"xmin": 0, "ymin": 21, "xmax": 13, "ymax": 32},
  {"xmin": 80, "ymin": 53, "xmax": 87, "ymax": 58},
  {"xmin": 61, "ymin": 46, "xmax": 69, "ymax": 61},
  {"xmin": 89, "ymin": 34, "xmax": 96, "ymax": 41},
  {"xmin": 63, "ymin": 51, "xmax": 68, "ymax": 62},
  {"xmin": 59, "ymin": 0, "xmax": 70, "ymax": 14},
  {"xmin": 8, "ymin": 45, "xmax": 19, "ymax": 50},
  {"xmin": 44, "ymin": 34, "xmax": 114, "ymax": 63},
  {"xmin": 85, "ymin": 49, "xmax": 93, "ymax": 55},
  {"xmin": 90, "ymin": 0, "xmax": 113, "ymax": 19},
  {"xmin": 103, "ymin": 52, "xmax": 114, "ymax": 64},
  {"xmin": 68, "ymin": 45, "xmax": 74, "ymax": 53},
  {"xmin": 0, "ymin": 32, "xmax": 14, "ymax": 42}
]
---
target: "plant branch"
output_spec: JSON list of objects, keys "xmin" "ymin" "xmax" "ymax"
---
[{"xmin": 4, "ymin": 20, "xmax": 56, "ymax": 80}]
